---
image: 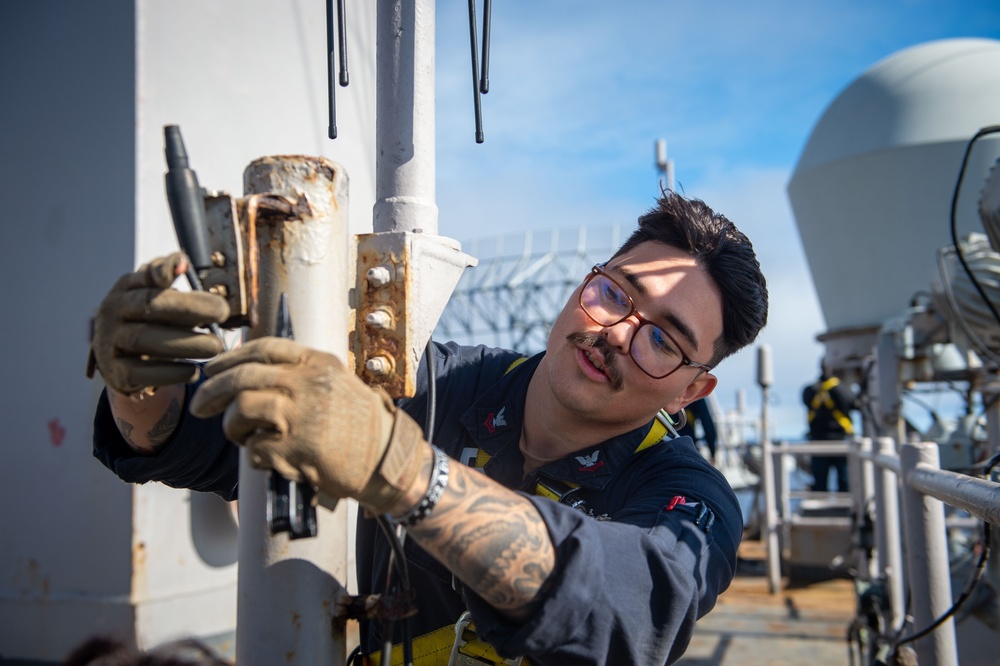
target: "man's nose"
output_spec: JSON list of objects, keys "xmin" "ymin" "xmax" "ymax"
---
[{"xmin": 601, "ymin": 317, "xmax": 638, "ymax": 354}]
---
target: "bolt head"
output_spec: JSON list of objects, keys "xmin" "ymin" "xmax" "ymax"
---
[
  {"xmin": 366, "ymin": 266, "xmax": 392, "ymax": 287},
  {"xmin": 365, "ymin": 356, "xmax": 390, "ymax": 375}
]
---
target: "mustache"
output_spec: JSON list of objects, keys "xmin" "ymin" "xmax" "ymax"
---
[{"xmin": 566, "ymin": 332, "xmax": 625, "ymax": 392}]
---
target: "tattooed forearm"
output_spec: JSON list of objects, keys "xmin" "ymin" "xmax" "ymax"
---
[
  {"xmin": 408, "ymin": 461, "xmax": 555, "ymax": 618},
  {"xmin": 107, "ymin": 384, "xmax": 187, "ymax": 454},
  {"xmin": 147, "ymin": 398, "xmax": 181, "ymax": 448},
  {"xmin": 116, "ymin": 418, "xmax": 137, "ymax": 449}
]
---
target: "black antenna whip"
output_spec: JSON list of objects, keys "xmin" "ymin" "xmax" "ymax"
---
[{"xmin": 467, "ymin": 0, "xmax": 485, "ymax": 143}]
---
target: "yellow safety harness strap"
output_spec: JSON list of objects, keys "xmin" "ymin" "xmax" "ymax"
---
[
  {"xmin": 365, "ymin": 624, "xmax": 454, "ymax": 666},
  {"xmin": 807, "ymin": 377, "xmax": 853, "ymax": 435},
  {"xmin": 365, "ymin": 620, "xmax": 530, "ymax": 666},
  {"xmin": 479, "ymin": 408, "xmax": 671, "ymax": 499},
  {"xmin": 365, "ymin": 358, "xmax": 671, "ymax": 665}
]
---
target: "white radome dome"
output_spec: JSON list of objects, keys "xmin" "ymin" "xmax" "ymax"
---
[{"xmin": 788, "ymin": 38, "xmax": 1000, "ymax": 332}]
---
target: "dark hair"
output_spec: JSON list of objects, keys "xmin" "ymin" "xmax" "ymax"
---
[
  {"xmin": 63, "ymin": 636, "xmax": 232, "ymax": 666},
  {"xmin": 610, "ymin": 191, "xmax": 768, "ymax": 366}
]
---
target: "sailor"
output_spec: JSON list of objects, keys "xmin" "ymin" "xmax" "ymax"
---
[
  {"xmin": 802, "ymin": 362, "xmax": 857, "ymax": 492},
  {"xmin": 677, "ymin": 398, "xmax": 719, "ymax": 464},
  {"xmin": 88, "ymin": 191, "xmax": 768, "ymax": 665}
]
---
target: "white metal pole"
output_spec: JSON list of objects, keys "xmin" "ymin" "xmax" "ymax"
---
[
  {"xmin": 374, "ymin": 0, "xmax": 437, "ymax": 235},
  {"xmin": 761, "ymin": 410, "xmax": 781, "ymax": 593},
  {"xmin": 874, "ymin": 437, "xmax": 905, "ymax": 630},
  {"xmin": 899, "ymin": 441, "xmax": 959, "ymax": 666},
  {"xmin": 237, "ymin": 156, "xmax": 352, "ymax": 665},
  {"xmin": 854, "ymin": 438, "xmax": 876, "ymax": 579},
  {"xmin": 758, "ymin": 344, "xmax": 780, "ymax": 593}
]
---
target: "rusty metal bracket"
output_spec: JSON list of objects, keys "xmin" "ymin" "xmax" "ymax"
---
[
  {"xmin": 336, "ymin": 590, "xmax": 418, "ymax": 623},
  {"xmin": 198, "ymin": 190, "xmax": 312, "ymax": 330},
  {"xmin": 198, "ymin": 191, "xmax": 253, "ymax": 329},
  {"xmin": 354, "ymin": 232, "xmax": 477, "ymax": 398}
]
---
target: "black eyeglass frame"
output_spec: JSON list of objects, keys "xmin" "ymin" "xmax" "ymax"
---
[{"xmin": 579, "ymin": 263, "xmax": 714, "ymax": 379}]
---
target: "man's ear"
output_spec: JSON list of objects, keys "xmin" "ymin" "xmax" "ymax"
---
[{"xmin": 664, "ymin": 373, "xmax": 717, "ymax": 414}]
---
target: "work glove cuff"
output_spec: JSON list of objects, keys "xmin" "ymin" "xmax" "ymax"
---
[{"xmin": 357, "ymin": 403, "xmax": 426, "ymax": 515}]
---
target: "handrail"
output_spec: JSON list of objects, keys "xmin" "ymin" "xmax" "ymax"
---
[
  {"xmin": 907, "ymin": 464, "xmax": 1000, "ymax": 525},
  {"xmin": 760, "ymin": 435, "xmax": 1000, "ymax": 666}
]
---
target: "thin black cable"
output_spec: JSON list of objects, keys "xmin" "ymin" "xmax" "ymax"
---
[
  {"xmin": 893, "ymin": 524, "xmax": 991, "ymax": 650},
  {"xmin": 373, "ymin": 340, "xmax": 439, "ymax": 666},
  {"xmin": 888, "ymin": 452, "xmax": 999, "ymax": 656},
  {"xmin": 899, "ymin": 392, "xmax": 940, "ymax": 424},
  {"xmin": 948, "ymin": 126, "xmax": 1000, "ymax": 327},
  {"xmin": 376, "ymin": 514, "xmax": 411, "ymax": 666},
  {"xmin": 425, "ymin": 338, "xmax": 437, "ymax": 444}
]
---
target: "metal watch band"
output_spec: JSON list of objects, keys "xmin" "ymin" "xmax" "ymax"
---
[{"xmin": 396, "ymin": 446, "xmax": 450, "ymax": 528}]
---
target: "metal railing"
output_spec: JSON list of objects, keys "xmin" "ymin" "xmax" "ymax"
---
[{"xmin": 761, "ymin": 436, "xmax": 1000, "ymax": 665}]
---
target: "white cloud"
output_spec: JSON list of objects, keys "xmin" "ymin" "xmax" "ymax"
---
[
  {"xmin": 431, "ymin": 0, "xmax": 1000, "ymax": 442},
  {"xmin": 688, "ymin": 166, "xmax": 827, "ymax": 440}
]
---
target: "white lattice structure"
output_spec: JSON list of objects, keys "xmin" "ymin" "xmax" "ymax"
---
[{"xmin": 436, "ymin": 225, "xmax": 624, "ymax": 353}]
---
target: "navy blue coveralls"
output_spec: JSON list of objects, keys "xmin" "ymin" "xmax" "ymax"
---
[{"xmin": 93, "ymin": 342, "xmax": 742, "ymax": 665}]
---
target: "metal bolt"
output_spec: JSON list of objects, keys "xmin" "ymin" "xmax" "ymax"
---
[
  {"xmin": 366, "ymin": 266, "xmax": 392, "ymax": 288},
  {"xmin": 208, "ymin": 284, "xmax": 229, "ymax": 297},
  {"xmin": 365, "ymin": 356, "xmax": 392, "ymax": 375},
  {"xmin": 211, "ymin": 251, "xmax": 226, "ymax": 267},
  {"xmin": 366, "ymin": 309, "xmax": 393, "ymax": 329}
]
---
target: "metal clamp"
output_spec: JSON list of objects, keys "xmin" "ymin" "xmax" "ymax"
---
[{"xmin": 448, "ymin": 611, "xmax": 522, "ymax": 666}]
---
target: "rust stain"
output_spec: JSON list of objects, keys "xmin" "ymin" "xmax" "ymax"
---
[
  {"xmin": 132, "ymin": 540, "xmax": 148, "ymax": 599},
  {"xmin": 354, "ymin": 241, "xmax": 411, "ymax": 397},
  {"xmin": 246, "ymin": 196, "xmax": 260, "ymax": 330},
  {"xmin": 291, "ymin": 610, "xmax": 302, "ymax": 630},
  {"xmin": 285, "ymin": 650, "xmax": 296, "ymax": 663},
  {"xmin": 317, "ymin": 163, "xmax": 336, "ymax": 182},
  {"xmin": 133, "ymin": 541, "xmax": 147, "ymax": 566},
  {"xmin": 48, "ymin": 418, "xmax": 66, "ymax": 446}
]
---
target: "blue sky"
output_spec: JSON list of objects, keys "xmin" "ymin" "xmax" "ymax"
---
[{"xmin": 428, "ymin": 1, "xmax": 1000, "ymax": 439}]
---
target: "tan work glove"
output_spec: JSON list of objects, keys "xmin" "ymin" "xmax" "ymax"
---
[
  {"xmin": 87, "ymin": 252, "xmax": 231, "ymax": 397},
  {"xmin": 188, "ymin": 337, "xmax": 426, "ymax": 515}
]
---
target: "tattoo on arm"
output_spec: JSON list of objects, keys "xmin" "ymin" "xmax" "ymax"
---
[
  {"xmin": 116, "ymin": 418, "xmax": 136, "ymax": 449},
  {"xmin": 408, "ymin": 463, "xmax": 555, "ymax": 617},
  {"xmin": 147, "ymin": 398, "xmax": 180, "ymax": 448}
]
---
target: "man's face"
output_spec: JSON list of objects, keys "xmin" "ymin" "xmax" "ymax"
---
[{"xmin": 541, "ymin": 241, "xmax": 723, "ymax": 428}]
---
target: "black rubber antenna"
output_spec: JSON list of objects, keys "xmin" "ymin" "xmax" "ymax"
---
[
  {"xmin": 337, "ymin": 0, "xmax": 349, "ymax": 86},
  {"xmin": 467, "ymin": 0, "xmax": 484, "ymax": 143},
  {"xmin": 326, "ymin": 0, "xmax": 338, "ymax": 139},
  {"xmin": 479, "ymin": 0, "xmax": 491, "ymax": 94}
]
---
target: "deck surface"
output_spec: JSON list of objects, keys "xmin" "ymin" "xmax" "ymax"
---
[{"xmin": 678, "ymin": 538, "xmax": 857, "ymax": 666}]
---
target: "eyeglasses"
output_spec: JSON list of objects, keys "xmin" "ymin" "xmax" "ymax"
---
[{"xmin": 579, "ymin": 264, "xmax": 713, "ymax": 379}]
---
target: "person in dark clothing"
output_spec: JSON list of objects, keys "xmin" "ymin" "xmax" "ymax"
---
[
  {"xmin": 802, "ymin": 363, "xmax": 857, "ymax": 492},
  {"xmin": 677, "ymin": 397, "xmax": 718, "ymax": 464},
  {"xmin": 63, "ymin": 636, "xmax": 231, "ymax": 666},
  {"xmin": 87, "ymin": 192, "xmax": 768, "ymax": 664}
]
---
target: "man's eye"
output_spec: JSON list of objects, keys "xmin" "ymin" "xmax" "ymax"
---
[
  {"xmin": 650, "ymin": 327, "xmax": 676, "ymax": 355},
  {"xmin": 601, "ymin": 280, "xmax": 628, "ymax": 308}
]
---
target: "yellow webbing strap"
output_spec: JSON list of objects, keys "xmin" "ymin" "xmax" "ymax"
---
[
  {"xmin": 365, "ymin": 622, "xmax": 529, "ymax": 666},
  {"xmin": 504, "ymin": 356, "xmax": 529, "ymax": 375},
  {"xmin": 636, "ymin": 409, "xmax": 670, "ymax": 453},
  {"xmin": 365, "ymin": 624, "xmax": 454, "ymax": 666},
  {"xmin": 366, "ymin": 359, "xmax": 667, "ymax": 665},
  {"xmin": 477, "ymin": 408, "xmax": 670, "ymax": 487},
  {"xmin": 808, "ymin": 377, "xmax": 853, "ymax": 435}
]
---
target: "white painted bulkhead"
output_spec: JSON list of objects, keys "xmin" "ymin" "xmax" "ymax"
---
[{"xmin": 1, "ymin": 1, "xmax": 376, "ymax": 660}]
